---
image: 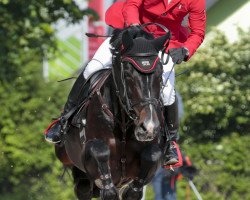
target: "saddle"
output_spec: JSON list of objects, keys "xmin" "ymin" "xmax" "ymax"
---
[{"xmin": 70, "ymin": 69, "xmax": 111, "ymax": 129}]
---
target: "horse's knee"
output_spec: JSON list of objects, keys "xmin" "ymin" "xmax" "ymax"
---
[
  {"xmin": 141, "ymin": 144, "xmax": 162, "ymax": 163},
  {"xmin": 85, "ymin": 140, "xmax": 118, "ymax": 200},
  {"xmin": 88, "ymin": 139, "xmax": 110, "ymax": 163}
]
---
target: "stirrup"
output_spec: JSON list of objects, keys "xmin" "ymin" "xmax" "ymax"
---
[
  {"xmin": 163, "ymin": 141, "xmax": 183, "ymax": 169},
  {"xmin": 45, "ymin": 135, "xmax": 61, "ymax": 144},
  {"xmin": 164, "ymin": 157, "xmax": 179, "ymax": 166}
]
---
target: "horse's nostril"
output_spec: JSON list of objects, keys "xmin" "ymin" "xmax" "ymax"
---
[{"xmin": 141, "ymin": 124, "xmax": 147, "ymax": 132}]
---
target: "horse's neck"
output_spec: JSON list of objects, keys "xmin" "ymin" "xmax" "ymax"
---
[
  {"xmin": 103, "ymin": 75, "xmax": 121, "ymax": 116},
  {"xmin": 103, "ymin": 76, "xmax": 133, "ymax": 136}
]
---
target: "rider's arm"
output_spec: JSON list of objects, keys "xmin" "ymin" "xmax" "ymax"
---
[
  {"xmin": 122, "ymin": 0, "xmax": 143, "ymax": 26},
  {"xmin": 183, "ymin": 0, "xmax": 206, "ymax": 60}
]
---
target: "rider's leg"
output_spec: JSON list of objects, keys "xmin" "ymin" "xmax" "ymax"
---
[
  {"xmin": 45, "ymin": 38, "xmax": 113, "ymax": 143},
  {"xmin": 160, "ymin": 53, "xmax": 181, "ymax": 166},
  {"xmin": 83, "ymin": 38, "xmax": 112, "ymax": 79},
  {"xmin": 45, "ymin": 73, "xmax": 88, "ymax": 143},
  {"xmin": 163, "ymin": 97, "xmax": 180, "ymax": 165}
]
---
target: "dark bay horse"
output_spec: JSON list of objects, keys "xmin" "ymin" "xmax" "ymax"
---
[{"xmin": 56, "ymin": 27, "xmax": 171, "ymax": 200}]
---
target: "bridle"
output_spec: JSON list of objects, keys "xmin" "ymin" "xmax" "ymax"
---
[
  {"xmin": 112, "ymin": 23, "xmax": 171, "ymax": 121},
  {"xmin": 112, "ymin": 47, "xmax": 162, "ymax": 121}
]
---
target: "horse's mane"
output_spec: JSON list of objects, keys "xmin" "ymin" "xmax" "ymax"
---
[{"xmin": 110, "ymin": 27, "xmax": 154, "ymax": 51}]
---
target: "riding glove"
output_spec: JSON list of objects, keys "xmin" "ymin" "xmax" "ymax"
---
[{"xmin": 168, "ymin": 47, "xmax": 189, "ymax": 64}]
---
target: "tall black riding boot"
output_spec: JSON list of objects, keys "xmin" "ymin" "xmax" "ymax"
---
[
  {"xmin": 163, "ymin": 96, "xmax": 180, "ymax": 166},
  {"xmin": 45, "ymin": 73, "xmax": 88, "ymax": 144}
]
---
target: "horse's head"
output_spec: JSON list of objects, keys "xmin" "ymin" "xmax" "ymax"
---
[{"xmin": 111, "ymin": 27, "xmax": 170, "ymax": 142}]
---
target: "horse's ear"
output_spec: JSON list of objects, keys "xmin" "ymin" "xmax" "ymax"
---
[
  {"xmin": 122, "ymin": 30, "xmax": 134, "ymax": 52},
  {"xmin": 150, "ymin": 32, "xmax": 171, "ymax": 51}
]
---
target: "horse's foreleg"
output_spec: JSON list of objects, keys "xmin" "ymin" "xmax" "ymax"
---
[
  {"xmin": 72, "ymin": 166, "xmax": 96, "ymax": 200},
  {"xmin": 138, "ymin": 144, "xmax": 162, "ymax": 183},
  {"xmin": 85, "ymin": 139, "xmax": 119, "ymax": 200},
  {"xmin": 122, "ymin": 144, "xmax": 162, "ymax": 200}
]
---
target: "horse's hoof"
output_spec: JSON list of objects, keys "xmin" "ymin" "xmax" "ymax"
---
[
  {"xmin": 119, "ymin": 184, "xmax": 130, "ymax": 200},
  {"xmin": 100, "ymin": 187, "xmax": 119, "ymax": 200},
  {"xmin": 121, "ymin": 184, "xmax": 143, "ymax": 200}
]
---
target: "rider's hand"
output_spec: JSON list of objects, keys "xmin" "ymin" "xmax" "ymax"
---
[{"xmin": 168, "ymin": 47, "xmax": 189, "ymax": 64}]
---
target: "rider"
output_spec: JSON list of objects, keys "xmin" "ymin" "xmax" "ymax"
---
[{"xmin": 45, "ymin": 0, "xmax": 206, "ymax": 167}]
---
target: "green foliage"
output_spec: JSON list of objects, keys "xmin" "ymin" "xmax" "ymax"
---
[
  {"xmin": 177, "ymin": 30, "xmax": 250, "ymax": 142},
  {"xmin": 0, "ymin": 1, "xmax": 94, "ymax": 199},
  {"xmin": 0, "ymin": 0, "xmax": 97, "ymax": 81},
  {"xmin": 0, "ymin": 51, "xmax": 75, "ymax": 199},
  {"xmin": 175, "ymin": 30, "xmax": 250, "ymax": 199},
  {"xmin": 178, "ymin": 133, "xmax": 250, "ymax": 200}
]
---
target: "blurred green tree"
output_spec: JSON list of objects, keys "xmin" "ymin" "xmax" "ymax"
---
[
  {"xmin": 0, "ymin": 52, "xmax": 75, "ymax": 199},
  {"xmin": 177, "ymin": 30, "xmax": 250, "ymax": 142},
  {"xmin": 0, "ymin": 1, "xmax": 97, "ymax": 199},
  {"xmin": 0, "ymin": 0, "xmax": 98, "ymax": 81},
  {"xmin": 175, "ymin": 30, "xmax": 250, "ymax": 200}
]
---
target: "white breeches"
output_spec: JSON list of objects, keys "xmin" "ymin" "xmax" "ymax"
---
[{"xmin": 84, "ymin": 38, "xmax": 175, "ymax": 106}]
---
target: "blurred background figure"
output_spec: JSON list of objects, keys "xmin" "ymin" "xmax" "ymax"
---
[{"xmin": 152, "ymin": 153, "xmax": 197, "ymax": 200}]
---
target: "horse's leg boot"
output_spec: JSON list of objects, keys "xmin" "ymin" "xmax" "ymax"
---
[
  {"xmin": 163, "ymin": 97, "xmax": 182, "ymax": 167},
  {"xmin": 87, "ymin": 139, "xmax": 119, "ymax": 200}
]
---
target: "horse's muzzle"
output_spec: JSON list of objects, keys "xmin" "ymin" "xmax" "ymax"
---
[{"xmin": 134, "ymin": 121, "xmax": 160, "ymax": 142}]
